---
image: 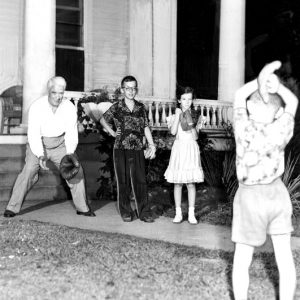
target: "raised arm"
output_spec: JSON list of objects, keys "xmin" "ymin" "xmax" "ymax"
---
[
  {"xmin": 170, "ymin": 108, "xmax": 182, "ymax": 135},
  {"xmin": 277, "ymin": 83, "xmax": 299, "ymax": 117},
  {"xmin": 234, "ymin": 79, "xmax": 258, "ymax": 110},
  {"xmin": 259, "ymin": 60, "xmax": 298, "ymax": 116}
]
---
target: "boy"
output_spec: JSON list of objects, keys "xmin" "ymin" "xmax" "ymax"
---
[
  {"xmin": 232, "ymin": 61, "xmax": 298, "ymax": 300},
  {"xmin": 100, "ymin": 75, "xmax": 156, "ymax": 223}
]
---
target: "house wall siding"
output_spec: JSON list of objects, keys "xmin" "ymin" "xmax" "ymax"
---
[
  {"xmin": 0, "ymin": 0, "xmax": 24, "ymax": 94},
  {"xmin": 91, "ymin": 0, "xmax": 129, "ymax": 90}
]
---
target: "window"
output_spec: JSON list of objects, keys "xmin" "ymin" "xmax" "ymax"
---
[
  {"xmin": 56, "ymin": 0, "xmax": 83, "ymax": 47},
  {"xmin": 56, "ymin": 0, "xmax": 84, "ymax": 91}
]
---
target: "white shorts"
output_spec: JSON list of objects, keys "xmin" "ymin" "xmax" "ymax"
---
[{"xmin": 232, "ymin": 178, "xmax": 293, "ymax": 247}]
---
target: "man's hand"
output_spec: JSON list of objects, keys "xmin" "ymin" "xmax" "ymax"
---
[
  {"xmin": 39, "ymin": 156, "xmax": 49, "ymax": 170},
  {"xmin": 60, "ymin": 154, "xmax": 80, "ymax": 180},
  {"xmin": 258, "ymin": 61, "xmax": 282, "ymax": 103}
]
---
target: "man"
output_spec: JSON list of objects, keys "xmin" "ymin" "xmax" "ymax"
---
[{"xmin": 4, "ymin": 76, "xmax": 95, "ymax": 217}]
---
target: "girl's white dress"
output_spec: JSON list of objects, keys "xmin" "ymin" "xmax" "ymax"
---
[{"xmin": 164, "ymin": 115, "xmax": 204, "ymax": 183}]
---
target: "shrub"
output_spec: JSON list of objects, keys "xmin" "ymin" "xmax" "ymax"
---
[{"xmin": 282, "ymin": 152, "xmax": 300, "ymax": 217}]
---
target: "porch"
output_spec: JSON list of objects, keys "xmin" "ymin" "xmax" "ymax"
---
[{"xmin": 0, "ymin": 90, "xmax": 234, "ymax": 140}]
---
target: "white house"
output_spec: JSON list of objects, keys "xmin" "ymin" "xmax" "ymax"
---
[{"xmin": 0, "ymin": 0, "xmax": 247, "ymax": 136}]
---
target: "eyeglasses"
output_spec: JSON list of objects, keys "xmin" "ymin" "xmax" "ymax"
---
[{"xmin": 123, "ymin": 87, "xmax": 137, "ymax": 92}]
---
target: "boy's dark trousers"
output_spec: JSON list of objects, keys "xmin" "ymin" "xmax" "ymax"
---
[{"xmin": 113, "ymin": 149, "xmax": 152, "ymax": 219}]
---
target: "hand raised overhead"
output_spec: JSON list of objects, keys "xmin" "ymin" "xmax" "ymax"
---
[{"xmin": 258, "ymin": 61, "xmax": 281, "ymax": 103}]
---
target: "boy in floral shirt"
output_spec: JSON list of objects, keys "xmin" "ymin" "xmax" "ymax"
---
[
  {"xmin": 100, "ymin": 76, "xmax": 156, "ymax": 223},
  {"xmin": 232, "ymin": 61, "xmax": 298, "ymax": 300}
]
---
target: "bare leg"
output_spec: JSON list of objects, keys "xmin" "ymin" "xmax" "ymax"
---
[
  {"xmin": 232, "ymin": 243, "xmax": 254, "ymax": 300},
  {"xmin": 271, "ymin": 234, "xmax": 296, "ymax": 300},
  {"xmin": 187, "ymin": 183, "xmax": 197, "ymax": 224},
  {"xmin": 173, "ymin": 183, "xmax": 183, "ymax": 223}
]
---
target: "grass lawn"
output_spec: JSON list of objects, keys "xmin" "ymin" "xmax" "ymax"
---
[
  {"xmin": 160, "ymin": 185, "xmax": 300, "ymax": 237},
  {"xmin": 1, "ymin": 219, "xmax": 300, "ymax": 300}
]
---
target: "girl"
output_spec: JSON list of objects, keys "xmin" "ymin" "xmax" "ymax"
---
[{"xmin": 164, "ymin": 87, "xmax": 204, "ymax": 224}]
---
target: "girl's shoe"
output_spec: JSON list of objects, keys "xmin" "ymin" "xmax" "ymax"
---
[
  {"xmin": 173, "ymin": 213, "xmax": 183, "ymax": 223},
  {"xmin": 188, "ymin": 214, "xmax": 198, "ymax": 225}
]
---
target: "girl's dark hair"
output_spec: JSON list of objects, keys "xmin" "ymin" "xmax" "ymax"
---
[
  {"xmin": 176, "ymin": 86, "xmax": 196, "ymax": 111},
  {"xmin": 121, "ymin": 75, "xmax": 138, "ymax": 88},
  {"xmin": 176, "ymin": 86, "xmax": 195, "ymax": 100}
]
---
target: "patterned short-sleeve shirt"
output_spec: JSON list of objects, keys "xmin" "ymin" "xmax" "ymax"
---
[
  {"xmin": 103, "ymin": 99, "xmax": 149, "ymax": 150},
  {"xmin": 234, "ymin": 108, "xmax": 294, "ymax": 185}
]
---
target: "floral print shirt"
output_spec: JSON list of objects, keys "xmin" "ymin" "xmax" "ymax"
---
[
  {"xmin": 234, "ymin": 108, "xmax": 294, "ymax": 185},
  {"xmin": 103, "ymin": 99, "xmax": 149, "ymax": 150}
]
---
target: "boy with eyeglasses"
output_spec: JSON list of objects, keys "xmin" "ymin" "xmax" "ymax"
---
[{"xmin": 100, "ymin": 75, "xmax": 156, "ymax": 222}]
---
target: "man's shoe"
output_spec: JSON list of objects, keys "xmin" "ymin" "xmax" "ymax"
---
[
  {"xmin": 4, "ymin": 210, "xmax": 16, "ymax": 218},
  {"xmin": 122, "ymin": 213, "xmax": 133, "ymax": 222},
  {"xmin": 140, "ymin": 215, "xmax": 155, "ymax": 223},
  {"xmin": 76, "ymin": 210, "xmax": 96, "ymax": 217}
]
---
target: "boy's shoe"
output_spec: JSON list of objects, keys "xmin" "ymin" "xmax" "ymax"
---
[
  {"xmin": 4, "ymin": 210, "xmax": 16, "ymax": 218},
  {"xmin": 122, "ymin": 213, "xmax": 133, "ymax": 222},
  {"xmin": 188, "ymin": 215, "xmax": 198, "ymax": 225},
  {"xmin": 173, "ymin": 214, "xmax": 183, "ymax": 223},
  {"xmin": 140, "ymin": 215, "xmax": 155, "ymax": 223},
  {"xmin": 76, "ymin": 210, "xmax": 96, "ymax": 217}
]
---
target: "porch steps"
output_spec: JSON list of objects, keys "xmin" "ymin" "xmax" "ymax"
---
[
  {"xmin": 0, "ymin": 185, "xmax": 69, "ymax": 202},
  {"xmin": 0, "ymin": 144, "xmax": 68, "ymax": 202},
  {"xmin": 0, "ymin": 170, "xmax": 63, "ymax": 187}
]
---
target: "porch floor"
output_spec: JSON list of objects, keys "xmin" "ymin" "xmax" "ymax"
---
[{"xmin": 1, "ymin": 200, "xmax": 299, "ymax": 252}]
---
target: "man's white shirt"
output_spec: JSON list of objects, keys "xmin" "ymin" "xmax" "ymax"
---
[{"xmin": 27, "ymin": 95, "xmax": 78, "ymax": 158}]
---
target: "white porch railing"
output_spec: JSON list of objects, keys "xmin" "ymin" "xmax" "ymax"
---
[{"xmin": 64, "ymin": 91, "xmax": 233, "ymax": 133}]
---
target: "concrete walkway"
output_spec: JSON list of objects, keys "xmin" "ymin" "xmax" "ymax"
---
[{"xmin": 1, "ymin": 199, "xmax": 300, "ymax": 252}]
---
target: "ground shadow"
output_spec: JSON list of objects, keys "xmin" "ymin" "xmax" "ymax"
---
[{"xmin": 256, "ymin": 252, "xmax": 279, "ymax": 300}]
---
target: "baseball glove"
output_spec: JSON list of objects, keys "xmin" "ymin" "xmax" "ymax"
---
[{"xmin": 60, "ymin": 154, "xmax": 80, "ymax": 180}]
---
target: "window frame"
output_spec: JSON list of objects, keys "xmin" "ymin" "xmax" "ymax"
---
[{"xmin": 56, "ymin": 0, "xmax": 84, "ymax": 49}]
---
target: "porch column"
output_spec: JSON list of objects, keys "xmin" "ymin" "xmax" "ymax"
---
[
  {"xmin": 218, "ymin": 0, "xmax": 245, "ymax": 102},
  {"xmin": 22, "ymin": 0, "xmax": 56, "ymax": 125},
  {"xmin": 153, "ymin": 0, "xmax": 177, "ymax": 99},
  {"xmin": 129, "ymin": 0, "xmax": 153, "ymax": 96}
]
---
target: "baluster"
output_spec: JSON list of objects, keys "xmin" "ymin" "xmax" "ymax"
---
[
  {"xmin": 161, "ymin": 103, "xmax": 167, "ymax": 126},
  {"xmin": 217, "ymin": 105, "xmax": 222, "ymax": 127},
  {"xmin": 206, "ymin": 106, "xmax": 211, "ymax": 127},
  {"xmin": 168, "ymin": 103, "xmax": 173, "ymax": 117},
  {"xmin": 222, "ymin": 106, "xmax": 228, "ymax": 124},
  {"xmin": 148, "ymin": 102, "xmax": 153, "ymax": 126},
  {"xmin": 200, "ymin": 105, "xmax": 205, "ymax": 128},
  {"xmin": 193, "ymin": 101, "xmax": 199, "ymax": 111},
  {"xmin": 155, "ymin": 102, "xmax": 160, "ymax": 126},
  {"xmin": 211, "ymin": 106, "xmax": 217, "ymax": 128}
]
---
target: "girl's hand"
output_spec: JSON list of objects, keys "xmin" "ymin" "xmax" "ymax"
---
[
  {"xmin": 175, "ymin": 108, "xmax": 182, "ymax": 116},
  {"xmin": 196, "ymin": 116, "xmax": 207, "ymax": 131}
]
